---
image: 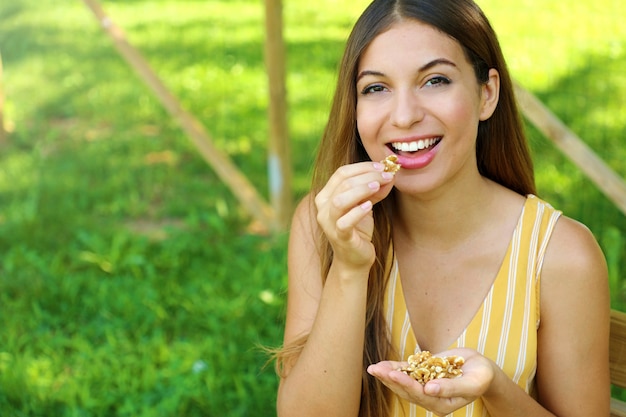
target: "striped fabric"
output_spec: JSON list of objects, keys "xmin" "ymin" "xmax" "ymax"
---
[{"xmin": 384, "ymin": 195, "xmax": 561, "ymax": 417}]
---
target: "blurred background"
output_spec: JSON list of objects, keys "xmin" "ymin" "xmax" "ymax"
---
[{"xmin": 0, "ymin": 0, "xmax": 624, "ymax": 415}]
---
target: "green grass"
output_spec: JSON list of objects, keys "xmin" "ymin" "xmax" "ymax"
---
[{"xmin": 0, "ymin": 0, "xmax": 625, "ymax": 415}]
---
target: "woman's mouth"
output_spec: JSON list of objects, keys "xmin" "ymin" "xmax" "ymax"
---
[
  {"xmin": 389, "ymin": 137, "xmax": 441, "ymax": 154},
  {"xmin": 387, "ymin": 137, "xmax": 441, "ymax": 170}
]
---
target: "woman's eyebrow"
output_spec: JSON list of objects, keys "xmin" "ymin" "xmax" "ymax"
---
[
  {"xmin": 356, "ymin": 70, "xmax": 384, "ymax": 82},
  {"xmin": 419, "ymin": 58, "xmax": 457, "ymax": 72},
  {"xmin": 356, "ymin": 58, "xmax": 458, "ymax": 82}
]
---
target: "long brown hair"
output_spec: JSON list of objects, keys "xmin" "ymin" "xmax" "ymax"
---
[{"xmin": 276, "ymin": 1, "xmax": 535, "ymax": 416}]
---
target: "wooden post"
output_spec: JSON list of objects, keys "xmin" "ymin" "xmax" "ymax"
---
[
  {"xmin": 264, "ymin": 0, "xmax": 293, "ymax": 231},
  {"xmin": 514, "ymin": 82, "xmax": 626, "ymax": 217},
  {"xmin": 81, "ymin": 0, "xmax": 277, "ymax": 231}
]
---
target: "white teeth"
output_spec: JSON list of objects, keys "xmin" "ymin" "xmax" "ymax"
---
[{"xmin": 391, "ymin": 138, "xmax": 439, "ymax": 152}]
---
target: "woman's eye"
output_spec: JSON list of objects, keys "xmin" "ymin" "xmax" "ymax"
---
[
  {"xmin": 425, "ymin": 76, "xmax": 451, "ymax": 87},
  {"xmin": 361, "ymin": 84, "xmax": 387, "ymax": 95}
]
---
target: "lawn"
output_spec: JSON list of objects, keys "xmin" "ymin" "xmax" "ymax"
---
[{"xmin": 0, "ymin": 0, "xmax": 625, "ymax": 415}]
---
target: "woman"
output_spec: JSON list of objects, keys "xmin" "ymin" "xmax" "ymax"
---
[{"xmin": 275, "ymin": 0, "xmax": 610, "ymax": 416}]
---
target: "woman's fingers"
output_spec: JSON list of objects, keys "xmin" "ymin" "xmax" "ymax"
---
[
  {"xmin": 313, "ymin": 161, "xmax": 396, "ymax": 269},
  {"xmin": 330, "ymin": 179, "xmax": 379, "ymax": 225},
  {"xmin": 318, "ymin": 170, "xmax": 389, "ymax": 244},
  {"xmin": 336, "ymin": 200, "xmax": 373, "ymax": 237},
  {"xmin": 315, "ymin": 162, "xmax": 388, "ymax": 206},
  {"xmin": 318, "ymin": 165, "xmax": 393, "ymax": 221}
]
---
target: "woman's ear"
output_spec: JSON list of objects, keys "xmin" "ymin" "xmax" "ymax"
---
[{"xmin": 479, "ymin": 68, "xmax": 500, "ymax": 121}]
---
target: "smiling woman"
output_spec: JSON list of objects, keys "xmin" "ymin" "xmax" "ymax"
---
[
  {"xmin": 0, "ymin": 0, "xmax": 622, "ymax": 415},
  {"xmin": 274, "ymin": 1, "xmax": 610, "ymax": 417}
]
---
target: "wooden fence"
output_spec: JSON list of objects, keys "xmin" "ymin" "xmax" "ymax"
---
[
  {"xmin": 76, "ymin": 1, "xmax": 626, "ymax": 231},
  {"xmin": 1, "ymin": 1, "xmax": 624, "ymax": 232},
  {"xmin": 515, "ymin": 84, "xmax": 626, "ymax": 216}
]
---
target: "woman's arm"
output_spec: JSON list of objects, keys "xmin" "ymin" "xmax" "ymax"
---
[
  {"xmin": 277, "ymin": 197, "xmax": 370, "ymax": 417},
  {"xmin": 277, "ymin": 163, "xmax": 395, "ymax": 417},
  {"xmin": 534, "ymin": 216, "xmax": 610, "ymax": 416}
]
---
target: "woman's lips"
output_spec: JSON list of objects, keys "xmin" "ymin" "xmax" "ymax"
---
[{"xmin": 388, "ymin": 137, "xmax": 441, "ymax": 169}]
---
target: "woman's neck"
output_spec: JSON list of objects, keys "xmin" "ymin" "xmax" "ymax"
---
[{"xmin": 392, "ymin": 176, "xmax": 509, "ymax": 250}]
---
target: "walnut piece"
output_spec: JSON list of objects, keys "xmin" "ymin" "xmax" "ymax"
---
[{"xmin": 380, "ymin": 154, "xmax": 401, "ymax": 173}]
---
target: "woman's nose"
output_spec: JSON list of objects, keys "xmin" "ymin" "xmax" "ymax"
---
[{"xmin": 389, "ymin": 89, "xmax": 425, "ymax": 128}]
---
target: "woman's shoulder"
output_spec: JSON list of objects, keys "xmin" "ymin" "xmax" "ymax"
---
[
  {"xmin": 547, "ymin": 212, "xmax": 604, "ymax": 269},
  {"xmin": 540, "ymin": 210, "xmax": 608, "ymax": 299}
]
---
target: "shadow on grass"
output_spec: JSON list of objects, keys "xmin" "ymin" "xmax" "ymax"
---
[{"xmin": 1, "ymin": 0, "xmax": 347, "ymax": 205}]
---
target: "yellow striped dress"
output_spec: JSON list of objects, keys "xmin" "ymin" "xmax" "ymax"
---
[{"xmin": 384, "ymin": 195, "xmax": 561, "ymax": 417}]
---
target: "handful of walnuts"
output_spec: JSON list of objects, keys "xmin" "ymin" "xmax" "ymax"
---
[{"xmin": 398, "ymin": 351, "xmax": 464, "ymax": 385}]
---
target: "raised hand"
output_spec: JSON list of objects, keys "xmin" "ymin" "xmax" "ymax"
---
[{"xmin": 314, "ymin": 161, "xmax": 396, "ymax": 271}]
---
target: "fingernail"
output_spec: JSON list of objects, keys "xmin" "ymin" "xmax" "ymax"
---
[
  {"xmin": 373, "ymin": 162, "xmax": 384, "ymax": 171},
  {"xmin": 368, "ymin": 181, "xmax": 380, "ymax": 190},
  {"xmin": 361, "ymin": 201, "xmax": 373, "ymax": 211},
  {"xmin": 381, "ymin": 172, "xmax": 394, "ymax": 180}
]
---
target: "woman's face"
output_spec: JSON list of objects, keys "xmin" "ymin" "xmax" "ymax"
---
[{"xmin": 356, "ymin": 19, "xmax": 499, "ymax": 194}]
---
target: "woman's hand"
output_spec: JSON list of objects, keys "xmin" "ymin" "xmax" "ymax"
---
[
  {"xmin": 314, "ymin": 161, "xmax": 395, "ymax": 271},
  {"xmin": 367, "ymin": 349, "xmax": 496, "ymax": 416}
]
